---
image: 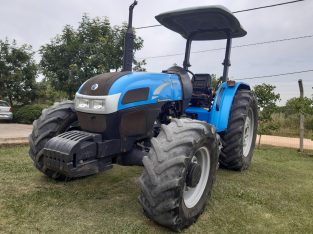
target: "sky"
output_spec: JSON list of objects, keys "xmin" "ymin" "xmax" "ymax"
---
[{"xmin": 0, "ymin": 0, "xmax": 312, "ymax": 105}]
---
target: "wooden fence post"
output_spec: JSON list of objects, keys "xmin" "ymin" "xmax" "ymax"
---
[{"xmin": 298, "ymin": 79, "xmax": 304, "ymax": 153}]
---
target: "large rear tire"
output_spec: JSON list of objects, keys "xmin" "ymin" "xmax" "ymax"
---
[
  {"xmin": 138, "ymin": 118, "xmax": 220, "ymax": 231},
  {"xmin": 28, "ymin": 101, "xmax": 78, "ymax": 180},
  {"xmin": 219, "ymin": 89, "xmax": 258, "ymax": 170}
]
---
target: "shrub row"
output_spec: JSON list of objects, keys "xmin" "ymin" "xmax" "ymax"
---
[{"xmin": 13, "ymin": 104, "xmax": 49, "ymax": 124}]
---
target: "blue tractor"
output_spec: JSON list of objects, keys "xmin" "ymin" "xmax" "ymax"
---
[{"xmin": 29, "ymin": 2, "xmax": 257, "ymax": 231}]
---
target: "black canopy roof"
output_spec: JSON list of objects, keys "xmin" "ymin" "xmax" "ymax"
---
[{"xmin": 155, "ymin": 5, "xmax": 247, "ymax": 41}]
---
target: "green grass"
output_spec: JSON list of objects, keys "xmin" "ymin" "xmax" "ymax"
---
[{"xmin": 0, "ymin": 146, "xmax": 312, "ymax": 233}]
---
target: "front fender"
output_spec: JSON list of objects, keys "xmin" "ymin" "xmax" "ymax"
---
[{"xmin": 209, "ymin": 82, "xmax": 250, "ymax": 132}]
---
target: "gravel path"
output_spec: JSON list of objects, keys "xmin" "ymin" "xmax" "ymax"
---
[
  {"xmin": 0, "ymin": 123, "xmax": 32, "ymax": 144},
  {"xmin": 256, "ymin": 135, "xmax": 313, "ymax": 150},
  {"xmin": 0, "ymin": 123, "xmax": 312, "ymax": 150}
]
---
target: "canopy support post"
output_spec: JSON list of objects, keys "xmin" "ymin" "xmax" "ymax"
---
[
  {"xmin": 183, "ymin": 38, "xmax": 192, "ymax": 70},
  {"xmin": 222, "ymin": 34, "xmax": 232, "ymax": 82}
]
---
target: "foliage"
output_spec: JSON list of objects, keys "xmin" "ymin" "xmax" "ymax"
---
[
  {"xmin": 257, "ymin": 120, "xmax": 280, "ymax": 138},
  {"xmin": 210, "ymin": 74, "xmax": 220, "ymax": 89},
  {"xmin": 35, "ymin": 79, "xmax": 68, "ymax": 105},
  {"xmin": 270, "ymin": 112, "xmax": 313, "ymax": 139},
  {"xmin": 0, "ymin": 39, "xmax": 38, "ymax": 107},
  {"xmin": 133, "ymin": 59, "xmax": 146, "ymax": 72},
  {"xmin": 284, "ymin": 97, "xmax": 313, "ymax": 115},
  {"xmin": 40, "ymin": 15, "xmax": 145, "ymax": 99},
  {"xmin": 253, "ymin": 84, "xmax": 280, "ymax": 137},
  {"xmin": 13, "ymin": 104, "xmax": 48, "ymax": 124},
  {"xmin": 254, "ymin": 83, "xmax": 280, "ymax": 111},
  {"xmin": 271, "ymin": 96, "xmax": 313, "ymax": 140},
  {"xmin": 306, "ymin": 116, "xmax": 313, "ymax": 131}
]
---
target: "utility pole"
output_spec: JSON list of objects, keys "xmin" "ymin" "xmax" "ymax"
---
[{"xmin": 298, "ymin": 79, "xmax": 304, "ymax": 153}]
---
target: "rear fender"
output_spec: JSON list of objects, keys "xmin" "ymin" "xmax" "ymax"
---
[{"xmin": 209, "ymin": 82, "xmax": 250, "ymax": 132}]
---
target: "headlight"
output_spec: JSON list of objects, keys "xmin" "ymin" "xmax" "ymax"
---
[
  {"xmin": 74, "ymin": 93, "xmax": 121, "ymax": 114},
  {"xmin": 77, "ymin": 99, "xmax": 90, "ymax": 109},
  {"xmin": 75, "ymin": 98, "xmax": 105, "ymax": 110},
  {"xmin": 91, "ymin": 100, "xmax": 105, "ymax": 110}
]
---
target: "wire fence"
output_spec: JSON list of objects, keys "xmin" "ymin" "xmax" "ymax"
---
[
  {"xmin": 257, "ymin": 132, "xmax": 313, "ymax": 153},
  {"xmin": 257, "ymin": 107, "xmax": 313, "ymax": 154}
]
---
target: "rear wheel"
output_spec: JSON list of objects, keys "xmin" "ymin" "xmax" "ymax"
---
[
  {"xmin": 219, "ymin": 89, "xmax": 258, "ymax": 170},
  {"xmin": 138, "ymin": 118, "xmax": 220, "ymax": 231},
  {"xmin": 28, "ymin": 101, "xmax": 78, "ymax": 180}
]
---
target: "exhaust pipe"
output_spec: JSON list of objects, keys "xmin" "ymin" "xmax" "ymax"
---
[{"xmin": 122, "ymin": 0, "xmax": 138, "ymax": 72}]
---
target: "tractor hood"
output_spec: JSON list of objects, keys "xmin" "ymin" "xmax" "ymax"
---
[
  {"xmin": 75, "ymin": 72, "xmax": 183, "ymax": 114},
  {"xmin": 78, "ymin": 72, "xmax": 131, "ymax": 96}
]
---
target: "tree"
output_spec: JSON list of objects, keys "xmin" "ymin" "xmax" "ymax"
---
[
  {"xmin": 35, "ymin": 79, "xmax": 68, "ymax": 105},
  {"xmin": 0, "ymin": 39, "xmax": 38, "ymax": 107},
  {"xmin": 210, "ymin": 74, "xmax": 220, "ymax": 89},
  {"xmin": 40, "ymin": 15, "xmax": 145, "ymax": 99},
  {"xmin": 133, "ymin": 59, "xmax": 147, "ymax": 72},
  {"xmin": 285, "ymin": 97, "xmax": 313, "ymax": 115},
  {"xmin": 254, "ymin": 84, "xmax": 280, "ymax": 110},
  {"xmin": 285, "ymin": 97, "xmax": 313, "ymax": 140},
  {"xmin": 253, "ymin": 83, "xmax": 280, "ymax": 147}
]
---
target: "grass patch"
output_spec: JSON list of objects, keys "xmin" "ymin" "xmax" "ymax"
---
[{"xmin": 0, "ymin": 145, "xmax": 312, "ymax": 233}]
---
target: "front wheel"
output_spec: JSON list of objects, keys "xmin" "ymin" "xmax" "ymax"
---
[
  {"xmin": 28, "ymin": 101, "xmax": 78, "ymax": 180},
  {"xmin": 219, "ymin": 89, "xmax": 258, "ymax": 170},
  {"xmin": 138, "ymin": 118, "xmax": 220, "ymax": 231}
]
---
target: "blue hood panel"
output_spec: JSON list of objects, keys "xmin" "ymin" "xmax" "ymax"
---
[{"xmin": 109, "ymin": 72, "xmax": 183, "ymax": 111}]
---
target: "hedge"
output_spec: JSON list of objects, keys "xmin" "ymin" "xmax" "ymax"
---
[{"xmin": 13, "ymin": 104, "xmax": 49, "ymax": 124}]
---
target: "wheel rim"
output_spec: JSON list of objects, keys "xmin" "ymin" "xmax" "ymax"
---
[
  {"xmin": 243, "ymin": 108, "xmax": 254, "ymax": 157},
  {"xmin": 183, "ymin": 146, "xmax": 210, "ymax": 209}
]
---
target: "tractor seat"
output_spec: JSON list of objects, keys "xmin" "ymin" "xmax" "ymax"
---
[{"xmin": 190, "ymin": 74, "xmax": 213, "ymax": 107}]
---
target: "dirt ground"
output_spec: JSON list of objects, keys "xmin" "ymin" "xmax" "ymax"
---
[
  {"xmin": 0, "ymin": 123, "xmax": 312, "ymax": 150},
  {"xmin": 0, "ymin": 123, "xmax": 32, "ymax": 144},
  {"xmin": 256, "ymin": 135, "xmax": 313, "ymax": 150}
]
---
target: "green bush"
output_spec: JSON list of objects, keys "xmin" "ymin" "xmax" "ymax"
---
[
  {"xmin": 305, "ymin": 115, "xmax": 313, "ymax": 131},
  {"xmin": 270, "ymin": 112, "xmax": 313, "ymax": 138},
  {"xmin": 13, "ymin": 104, "xmax": 49, "ymax": 124}
]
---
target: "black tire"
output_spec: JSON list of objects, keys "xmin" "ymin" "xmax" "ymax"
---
[
  {"xmin": 138, "ymin": 118, "xmax": 220, "ymax": 231},
  {"xmin": 28, "ymin": 101, "xmax": 78, "ymax": 180},
  {"xmin": 219, "ymin": 89, "xmax": 258, "ymax": 171}
]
